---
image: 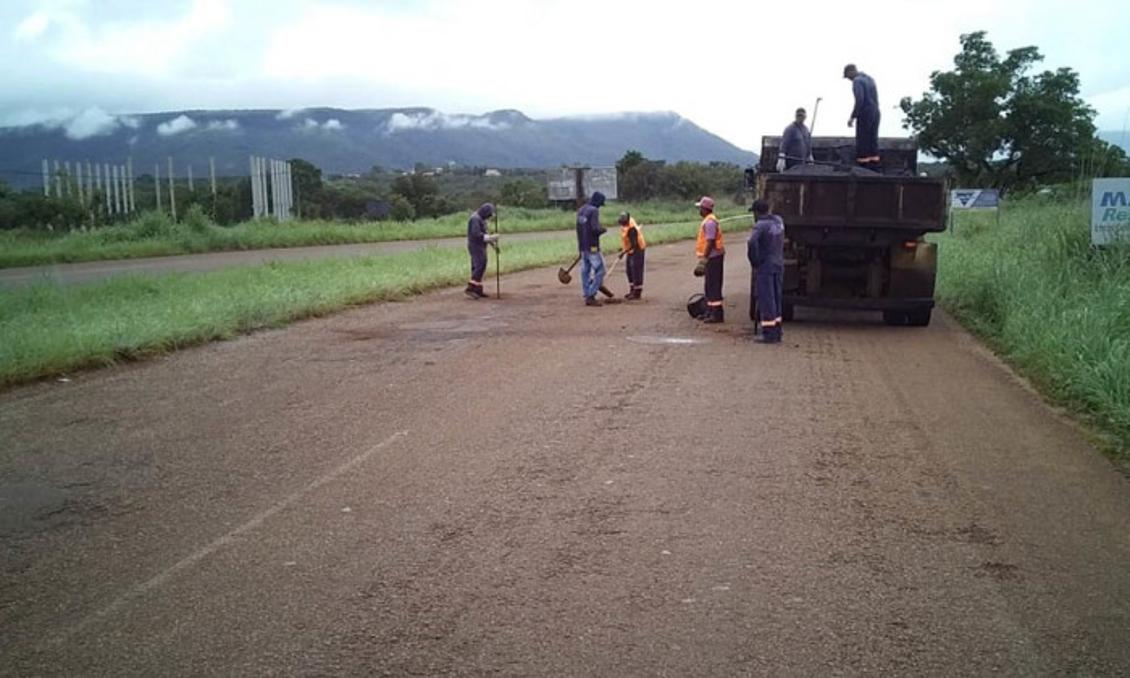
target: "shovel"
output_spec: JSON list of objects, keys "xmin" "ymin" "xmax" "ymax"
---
[{"xmin": 557, "ymin": 254, "xmax": 581, "ymax": 284}]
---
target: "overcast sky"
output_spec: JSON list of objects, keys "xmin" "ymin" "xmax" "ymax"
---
[{"xmin": 1, "ymin": 0, "xmax": 1127, "ymax": 151}]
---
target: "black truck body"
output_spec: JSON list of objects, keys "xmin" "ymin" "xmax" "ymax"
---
[{"xmin": 752, "ymin": 136, "xmax": 947, "ymax": 326}]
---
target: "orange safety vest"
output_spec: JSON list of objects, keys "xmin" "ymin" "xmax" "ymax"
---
[
  {"xmin": 620, "ymin": 218, "xmax": 646, "ymax": 252},
  {"xmin": 695, "ymin": 213, "xmax": 724, "ymax": 258}
]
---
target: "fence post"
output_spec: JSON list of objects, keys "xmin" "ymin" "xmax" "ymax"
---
[{"xmin": 168, "ymin": 157, "xmax": 177, "ymax": 222}]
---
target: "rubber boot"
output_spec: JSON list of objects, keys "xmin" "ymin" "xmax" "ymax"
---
[
  {"xmin": 465, "ymin": 284, "xmax": 481, "ymax": 299},
  {"xmin": 585, "ymin": 296, "xmax": 603, "ymax": 307},
  {"xmin": 702, "ymin": 306, "xmax": 724, "ymax": 324}
]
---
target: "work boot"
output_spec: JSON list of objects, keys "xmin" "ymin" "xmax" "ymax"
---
[
  {"xmin": 585, "ymin": 296, "xmax": 603, "ymax": 307},
  {"xmin": 464, "ymin": 284, "xmax": 481, "ymax": 299},
  {"xmin": 702, "ymin": 307, "xmax": 724, "ymax": 324}
]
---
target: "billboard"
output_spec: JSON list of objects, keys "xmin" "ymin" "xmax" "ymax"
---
[
  {"xmin": 1092, "ymin": 178, "xmax": 1130, "ymax": 246},
  {"xmin": 546, "ymin": 167, "xmax": 619, "ymax": 201},
  {"xmin": 950, "ymin": 189, "xmax": 1000, "ymax": 210}
]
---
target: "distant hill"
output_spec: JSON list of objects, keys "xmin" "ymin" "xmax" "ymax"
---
[
  {"xmin": 0, "ymin": 107, "xmax": 758, "ymax": 189},
  {"xmin": 1099, "ymin": 130, "xmax": 1129, "ymax": 153}
]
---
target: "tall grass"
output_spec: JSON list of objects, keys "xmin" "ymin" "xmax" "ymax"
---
[
  {"xmin": 937, "ymin": 196, "xmax": 1130, "ymax": 455},
  {"xmin": 0, "ymin": 221, "xmax": 701, "ymax": 386},
  {"xmin": 0, "ymin": 201, "xmax": 708, "ymax": 269}
]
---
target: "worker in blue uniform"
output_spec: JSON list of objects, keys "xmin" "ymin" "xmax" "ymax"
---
[
  {"xmin": 747, "ymin": 199, "xmax": 786, "ymax": 344},
  {"xmin": 844, "ymin": 64, "xmax": 881, "ymax": 170}
]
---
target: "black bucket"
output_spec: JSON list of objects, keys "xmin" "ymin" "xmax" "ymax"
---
[{"xmin": 686, "ymin": 293, "xmax": 706, "ymax": 319}]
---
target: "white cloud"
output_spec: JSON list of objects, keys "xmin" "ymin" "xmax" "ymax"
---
[
  {"xmin": 276, "ymin": 108, "xmax": 303, "ymax": 120},
  {"xmin": 385, "ymin": 111, "xmax": 508, "ymax": 134},
  {"xmin": 15, "ymin": 11, "xmax": 51, "ymax": 40},
  {"xmin": 301, "ymin": 117, "xmax": 345, "ymax": 131},
  {"xmin": 157, "ymin": 114, "xmax": 197, "ymax": 136},
  {"xmin": 63, "ymin": 107, "xmax": 120, "ymax": 140},
  {"xmin": 206, "ymin": 119, "xmax": 240, "ymax": 131}
]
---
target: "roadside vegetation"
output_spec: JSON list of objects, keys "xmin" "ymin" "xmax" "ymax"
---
[
  {"xmin": 938, "ymin": 195, "xmax": 1130, "ymax": 456},
  {"xmin": 0, "ymin": 201, "xmax": 698, "ymax": 269},
  {"xmin": 0, "ymin": 218, "xmax": 721, "ymax": 387}
]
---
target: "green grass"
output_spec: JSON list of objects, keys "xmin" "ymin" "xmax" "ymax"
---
[
  {"xmin": 937, "ymin": 196, "xmax": 1130, "ymax": 456},
  {"xmin": 0, "ymin": 220, "xmax": 706, "ymax": 387},
  {"xmin": 0, "ymin": 201, "xmax": 706, "ymax": 269}
]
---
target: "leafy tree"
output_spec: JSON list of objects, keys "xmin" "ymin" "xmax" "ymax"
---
[
  {"xmin": 900, "ymin": 31, "xmax": 1101, "ymax": 190},
  {"xmin": 289, "ymin": 158, "xmax": 324, "ymax": 218},
  {"xmin": 389, "ymin": 194, "xmax": 416, "ymax": 221},
  {"xmin": 499, "ymin": 179, "xmax": 547, "ymax": 208}
]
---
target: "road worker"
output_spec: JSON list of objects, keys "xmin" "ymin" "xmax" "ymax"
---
[
  {"xmin": 692, "ymin": 196, "xmax": 725, "ymax": 323},
  {"xmin": 844, "ymin": 64, "xmax": 881, "ymax": 169},
  {"xmin": 576, "ymin": 191, "xmax": 608, "ymax": 307},
  {"xmin": 617, "ymin": 211, "xmax": 646, "ymax": 300},
  {"xmin": 747, "ymin": 199, "xmax": 785, "ymax": 343},
  {"xmin": 465, "ymin": 202, "xmax": 499, "ymax": 299},
  {"xmin": 777, "ymin": 107, "xmax": 812, "ymax": 170}
]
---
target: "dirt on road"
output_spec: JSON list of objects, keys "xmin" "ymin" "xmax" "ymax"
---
[{"xmin": 1, "ymin": 243, "xmax": 1128, "ymax": 676}]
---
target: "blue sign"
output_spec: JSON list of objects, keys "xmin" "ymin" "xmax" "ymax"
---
[
  {"xmin": 951, "ymin": 189, "xmax": 1001, "ymax": 210},
  {"xmin": 1092, "ymin": 178, "xmax": 1130, "ymax": 246}
]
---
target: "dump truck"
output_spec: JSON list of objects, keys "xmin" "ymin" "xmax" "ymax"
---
[{"xmin": 750, "ymin": 136, "xmax": 947, "ymax": 326}]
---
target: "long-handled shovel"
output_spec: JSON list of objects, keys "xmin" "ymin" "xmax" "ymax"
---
[{"xmin": 557, "ymin": 254, "xmax": 581, "ymax": 284}]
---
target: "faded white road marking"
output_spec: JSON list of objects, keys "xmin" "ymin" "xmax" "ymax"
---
[{"xmin": 45, "ymin": 430, "xmax": 408, "ymax": 648}]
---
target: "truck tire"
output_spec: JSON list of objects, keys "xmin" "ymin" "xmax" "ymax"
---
[
  {"xmin": 883, "ymin": 311, "xmax": 908, "ymax": 326},
  {"xmin": 906, "ymin": 308, "xmax": 932, "ymax": 327},
  {"xmin": 782, "ymin": 302, "xmax": 795, "ymax": 322}
]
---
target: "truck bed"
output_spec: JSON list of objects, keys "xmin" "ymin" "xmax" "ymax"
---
[{"xmin": 762, "ymin": 173, "xmax": 947, "ymax": 234}]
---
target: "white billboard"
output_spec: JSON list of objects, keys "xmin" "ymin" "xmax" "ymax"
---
[
  {"xmin": 1092, "ymin": 178, "xmax": 1130, "ymax": 246},
  {"xmin": 546, "ymin": 167, "xmax": 618, "ymax": 201}
]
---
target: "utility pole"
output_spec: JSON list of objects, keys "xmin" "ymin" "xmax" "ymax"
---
[
  {"xmin": 187, "ymin": 164, "xmax": 194, "ymax": 193},
  {"xmin": 76, "ymin": 162, "xmax": 85, "ymax": 206},
  {"xmin": 127, "ymin": 158, "xmax": 135, "ymax": 213},
  {"xmin": 42, "ymin": 159, "xmax": 49, "ymax": 196},
  {"xmin": 168, "ymin": 157, "xmax": 177, "ymax": 222},
  {"xmin": 54, "ymin": 160, "xmax": 62, "ymax": 198},
  {"xmin": 102, "ymin": 163, "xmax": 111, "ymax": 215},
  {"xmin": 155, "ymin": 164, "xmax": 163, "ymax": 212}
]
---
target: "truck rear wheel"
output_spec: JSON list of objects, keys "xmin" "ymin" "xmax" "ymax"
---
[
  {"xmin": 883, "ymin": 311, "xmax": 907, "ymax": 326},
  {"xmin": 906, "ymin": 308, "xmax": 932, "ymax": 327}
]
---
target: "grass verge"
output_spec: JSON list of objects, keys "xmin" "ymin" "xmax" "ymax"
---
[
  {"xmin": 0, "ymin": 202, "xmax": 701, "ymax": 269},
  {"xmin": 0, "ymin": 220, "xmax": 706, "ymax": 387},
  {"xmin": 937, "ymin": 196, "xmax": 1130, "ymax": 457}
]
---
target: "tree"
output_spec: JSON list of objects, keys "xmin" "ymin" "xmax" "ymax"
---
[
  {"xmin": 900, "ymin": 32, "xmax": 1099, "ymax": 191},
  {"xmin": 288, "ymin": 158, "xmax": 324, "ymax": 218},
  {"xmin": 499, "ymin": 179, "xmax": 546, "ymax": 208}
]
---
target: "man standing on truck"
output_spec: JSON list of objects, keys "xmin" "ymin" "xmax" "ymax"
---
[
  {"xmin": 692, "ymin": 196, "xmax": 725, "ymax": 323},
  {"xmin": 747, "ymin": 199, "xmax": 786, "ymax": 343},
  {"xmin": 844, "ymin": 64, "xmax": 881, "ymax": 169},
  {"xmin": 777, "ymin": 107, "xmax": 812, "ymax": 170},
  {"xmin": 577, "ymin": 191, "xmax": 608, "ymax": 307},
  {"xmin": 617, "ymin": 212, "xmax": 646, "ymax": 300},
  {"xmin": 465, "ymin": 202, "xmax": 499, "ymax": 299}
]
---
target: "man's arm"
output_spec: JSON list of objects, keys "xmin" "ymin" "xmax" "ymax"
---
[
  {"xmin": 627, "ymin": 226, "xmax": 640, "ymax": 253},
  {"xmin": 852, "ymin": 78, "xmax": 865, "ymax": 120}
]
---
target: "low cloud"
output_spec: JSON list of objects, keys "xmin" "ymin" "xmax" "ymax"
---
[
  {"xmin": 300, "ymin": 117, "xmax": 344, "ymax": 131},
  {"xmin": 276, "ymin": 108, "xmax": 303, "ymax": 120},
  {"xmin": 206, "ymin": 119, "xmax": 239, "ymax": 131},
  {"xmin": 385, "ymin": 111, "xmax": 510, "ymax": 134},
  {"xmin": 157, "ymin": 114, "xmax": 196, "ymax": 136}
]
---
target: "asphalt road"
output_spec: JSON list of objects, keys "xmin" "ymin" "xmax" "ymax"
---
[
  {"xmin": 0, "ymin": 230, "xmax": 568, "ymax": 289},
  {"xmin": 2, "ymin": 243, "xmax": 1128, "ymax": 675}
]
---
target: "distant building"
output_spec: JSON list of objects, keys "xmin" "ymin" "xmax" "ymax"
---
[{"xmin": 484, "ymin": 168, "xmax": 501, "ymax": 177}]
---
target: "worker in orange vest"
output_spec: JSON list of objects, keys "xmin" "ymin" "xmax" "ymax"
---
[
  {"xmin": 692, "ymin": 196, "xmax": 725, "ymax": 323},
  {"xmin": 617, "ymin": 212, "xmax": 646, "ymax": 300}
]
